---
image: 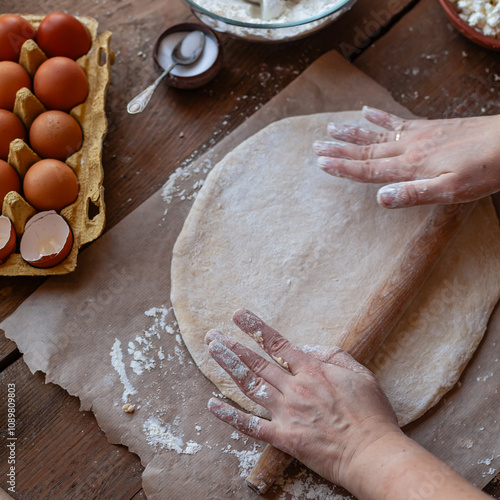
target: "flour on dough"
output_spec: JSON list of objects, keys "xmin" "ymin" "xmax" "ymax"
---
[{"xmin": 171, "ymin": 111, "xmax": 500, "ymax": 426}]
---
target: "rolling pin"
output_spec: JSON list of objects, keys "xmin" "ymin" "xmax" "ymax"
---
[{"xmin": 246, "ymin": 201, "xmax": 477, "ymax": 494}]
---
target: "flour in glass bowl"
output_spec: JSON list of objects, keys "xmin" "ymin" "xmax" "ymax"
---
[
  {"xmin": 195, "ymin": 0, "xmax": 343, "ymax": 24},
  {"xmin": 191, "ymin": 0, "xmax": 352, "ymax": 41}
]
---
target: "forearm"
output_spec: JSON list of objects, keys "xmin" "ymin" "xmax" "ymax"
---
[{"xmin": 343, "ymin": 432, "xmax": 490, "ymax": 500}]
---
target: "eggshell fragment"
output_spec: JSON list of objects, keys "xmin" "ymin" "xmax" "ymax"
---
[
  {"xmin": 20, "ymin": 211, "xmax": 73, "ymax": 268},
  {"xmin": 0, "ymin": 215, "xmax": 16, "ymax": 264}
]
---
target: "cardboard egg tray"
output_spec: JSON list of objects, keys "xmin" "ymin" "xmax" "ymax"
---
[{"xmin": 0, "ymin": 14, "xmax": 113, "ymax": 276}]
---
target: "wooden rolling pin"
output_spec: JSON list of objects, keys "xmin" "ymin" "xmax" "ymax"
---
[{"xmin": 246, "ymin": 201, "xmax": 477, "ymax": 494}]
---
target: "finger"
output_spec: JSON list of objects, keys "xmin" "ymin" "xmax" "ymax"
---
[
  {"xmin": 232, "ymin": 309, "xmax": 311, "ymax": 375},
  {"xmin": 327, "ymin": 123, "xmax": 387, "ymax": 145},
  {"xmin": 313, "ymin": 140, "xmax": 404, "ymax": 161},
  {"xmin": 376, "ymin": 174, "xmax": 459, "ymax": 208},
  {"xmin": 318, "ymin": 155, "xmax": 415, "ymax": 184},
  {"xmin": 208, "ymin": 338, "xmax": 282, "ymax": 405},
  {"xmin": 362, "ymin": 106, "xmax": 407, "ymax": 131},
  {"xmin": 206, "ymin": 330, "xmax": 292, "ymax": 392},
  {"xmin": 208, "ymin": 398, "xmax": 272, "ymax": 441}
]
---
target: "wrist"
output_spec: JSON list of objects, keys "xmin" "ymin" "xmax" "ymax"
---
[
  {"xmin": 339, "ymin": 429, "xmax": 414, "ymax": 498},
  {"xmin": 339, "ymin": 430, "xmax": 487, "ymax": 500}
]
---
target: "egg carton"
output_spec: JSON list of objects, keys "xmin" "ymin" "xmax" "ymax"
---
[{"xmin": 1, "ymin": 14, "xmax": 113, "ymax": 276}]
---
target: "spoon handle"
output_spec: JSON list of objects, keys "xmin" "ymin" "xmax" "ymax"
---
[{"xmin": 127, "ymin": 62, "xmax": 176, "ymax": 114}]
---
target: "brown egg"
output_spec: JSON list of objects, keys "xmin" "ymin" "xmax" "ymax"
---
[
  {"xmin": 36, "ymin": 13, "xmax": 91, "ymax": 60},
  {"xmin": 33, "ymin": 57, "xmax": 88, "ymax": 112},
  {"xmin": 29, "ymin": 111, "xmax": 83, "ymax": 161},
  {"xmin": 0, "ymin": 61, "xmax": 32, "ymax": 110},
  {"xmin": 0, "ymin": 109, "xmax": 26, "ymax": 160},
  {"xmin": 0, "ymin": 14, "xmax": 36, "ymax": 62},
  {"xmin": 0, "ymin": 159, "xmax": 21, "ymax": 210},
  {"xmin": 23, "ymin": 159, "xmax": 79, "ymax": 212}
]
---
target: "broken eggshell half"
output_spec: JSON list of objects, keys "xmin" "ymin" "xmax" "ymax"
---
[
  {"xmin": 0, "ymin": 215, "xmax": 16, "ymax": 263},
  {"xmin": 20, "ymin": 211, "xmax": 73, "ymax": 268}
]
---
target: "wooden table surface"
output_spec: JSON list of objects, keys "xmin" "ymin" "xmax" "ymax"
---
[{"xmin": 1, "ymin": 0, "xmax": 500, "ymax": 498}]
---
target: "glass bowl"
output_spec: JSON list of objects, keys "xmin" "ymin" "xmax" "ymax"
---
[{"xmin": 183, "ymin": 0, "xmax": 357, "ymax": 42}]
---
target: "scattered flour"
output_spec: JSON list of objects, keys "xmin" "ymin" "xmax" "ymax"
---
[
  {"xmin": 110, "ymin": 305, "xmax": 191, "ymax": 407},
  {"xmin": 222, "ymin": 443, "xmax": 262, "ymax": 477},
  {"xmin": 161, "ymin": 160, "xmax": 211, "ymax": 215},
  {"xmin": 127, "ymin": 306, "xmax": 185, "ymax": 375},
  {"xmin": 144, "ymin": 415, "xmax": 202, "ymax": 455},
  {"xmin": 110, "ymin": 339, "xmax": 137, "ymax": 403},
  {"xmin": 255, "ymin": 383, "xmax": 269, "ymax": 399},
  {"xmin": 477, "ymin": 372, "xmax": 494, "ymax": 382},
  {"xmin": 274, "ymin": 467, "xmax": 354, "ymax": 500},
  {"xmin": 478, "ymin": 454, "xmax": 495, "ymax": 466},
  {"xmin": 477, "ymin": 453, "xmax": 500, "ymax": 477}
]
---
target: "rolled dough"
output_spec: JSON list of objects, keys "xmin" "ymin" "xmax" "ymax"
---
[{"xmin": 171, "ymin": 111, "xmax": 500, "ymax": 426}]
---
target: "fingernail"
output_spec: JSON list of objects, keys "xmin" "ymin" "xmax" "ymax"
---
[
  {"xmin": 313, "ymin": 140, "xmax": 345, "ymax": 155},
  {"xmin": 327, "ymin": 123, "xmax": 342, "ymax": 134},
  {"xmin": 362, "ymin": 106, "xmax": 377, "ymax": 118},
  {"xmin": 317, "ymin": 156, "xmax": 333, "ymax": 169},
  {"xmin": 208, "ymin": 397, "xmax": 220, "ymax": 411},
  {"xmin": 233, "ymin": 308, "xmax": 260, "ymax": 331},
  {"xmin": 377, "ymin": 185, "xmax": 401, "ymax": 208},
  {"xmin": 205, "ymin": 329, "xmax": 223, "ymax": 344}
]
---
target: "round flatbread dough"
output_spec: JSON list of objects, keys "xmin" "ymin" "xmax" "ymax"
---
[{"xmin": 171, "ymin": 111, "xmax": 500, "ymax": 426}]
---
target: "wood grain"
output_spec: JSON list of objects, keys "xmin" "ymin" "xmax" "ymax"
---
[{"xmin": 0, "ymin": 359, "xmax": 144, "ymax": 499}]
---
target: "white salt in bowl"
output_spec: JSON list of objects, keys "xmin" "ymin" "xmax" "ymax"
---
[
  {"xmin": 153, "ymin": 23, "xmax": 223, "ymax": 89},
  {"xmin": 183, "ymin": 0, "xmax": 357, "ymax": 43}
]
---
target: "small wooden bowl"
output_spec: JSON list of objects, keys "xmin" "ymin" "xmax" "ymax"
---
[
  {"xmin": 152, "ymin": 23, "xmax": 223, "ymax": 89},
  {"xmin": 438, "ymin": 0, "xmax": 500, "ymax": 51}
]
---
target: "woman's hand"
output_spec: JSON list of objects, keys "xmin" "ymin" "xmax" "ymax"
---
[
  {"xmin": 314, "ymin": 107, "xmax": 500, "ymax": 208},
  {"xmin": 205, "ymin": 309, "xmax": 401, "ymax": 489},
  {"xmin": 206, "ymin": 309, "xmax": 492, "ymax": 500}
]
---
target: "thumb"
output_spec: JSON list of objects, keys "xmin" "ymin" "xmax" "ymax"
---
[{"xmin": 377, "ymin": 175, "xmax": 457, "ymax": 208}]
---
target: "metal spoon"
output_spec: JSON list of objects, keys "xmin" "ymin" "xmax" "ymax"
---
[
  {"xmin": 243, "ymin": 0, "xmax": 282, "ymax": 20},
  {"xmin": 127, "ymin": 30, "xmax": 206, "ymax": 114}
]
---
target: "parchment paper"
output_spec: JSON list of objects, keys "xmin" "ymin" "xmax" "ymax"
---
[{"xmin": 2, "ymin": 51, "xmax": 500, "ymax": 500}]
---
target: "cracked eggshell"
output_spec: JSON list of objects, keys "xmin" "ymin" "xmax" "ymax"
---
[
  {"xmin": 20, "ymin": 211, "xmax": 73, "ymax": 268},
  {"xmin": 0, "ymin": 215, "xmax": 16, "ymax": 263}
]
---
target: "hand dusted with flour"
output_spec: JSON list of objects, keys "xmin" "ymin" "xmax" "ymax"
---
[
  {"xmin": 170, "ymin": 111, "xmax": 500, "ymax": 427},
  {"xmin": 316, "ymin": 107, "xmax": 500, "ymax": 208},
  {"xmin": 205, "ymin": 309, "xmax": 401, "ymax": 488}
]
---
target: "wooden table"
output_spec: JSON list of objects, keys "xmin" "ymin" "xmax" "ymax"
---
[{"xmin": 1, "ymin": 0, "xmax": 499, "ymax": 498}]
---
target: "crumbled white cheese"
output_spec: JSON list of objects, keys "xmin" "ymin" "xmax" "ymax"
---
[{"xmin": 453, "ymin": 0, "xmax": 500, "ymax": 38}]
